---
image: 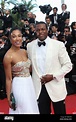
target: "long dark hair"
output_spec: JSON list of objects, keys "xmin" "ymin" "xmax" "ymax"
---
[{"xmin": 9, "ymin": 26, "xmax": 22, "ymax": 38}]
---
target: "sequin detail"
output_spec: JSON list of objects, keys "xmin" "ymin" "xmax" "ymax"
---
[{"xmin": 12, "ymin": 59, "xmax": 31, "ymax": 77}]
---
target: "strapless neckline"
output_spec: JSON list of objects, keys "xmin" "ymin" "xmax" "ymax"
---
[
  {"xmin": 12, "ymin": 58, "xmax": 31, "ymax": 77},
  {"xmin": 12, "ymin": 59, "xmax": 29, "ymax": 67}
]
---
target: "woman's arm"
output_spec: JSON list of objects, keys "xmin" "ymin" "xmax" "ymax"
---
[{"xmin": 3, "ymin": 54, "xmax": 12, "ymax": 105}]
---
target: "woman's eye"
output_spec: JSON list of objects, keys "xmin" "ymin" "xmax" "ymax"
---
[{"xmin": 12, "ymin": 35, "xmax": 22, "ymax": 38}]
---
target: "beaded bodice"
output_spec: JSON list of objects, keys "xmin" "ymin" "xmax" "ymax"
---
[{"xmin": 12, "ymin": 59, "xmax": 31, "ymax": 77}]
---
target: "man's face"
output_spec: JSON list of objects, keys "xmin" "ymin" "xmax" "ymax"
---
[
  {"xmin": 62, "ymin": 4, "xmax": 66, "ymax": 11},
  {"xmin": 45, "ymin": 18, "xmax": 51, "ymax": 25},
  {"xmin": 36, "ymin": 24, "xmax": 48, "ymax": 41},
  {"xmin": 53, "ymin": 9, "xmax": 57, "ymax": 14}
]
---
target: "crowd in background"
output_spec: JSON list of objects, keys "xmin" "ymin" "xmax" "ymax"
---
[{"xmin": 0, "ymin": 3, "xmax": 76, "ymax": 99}]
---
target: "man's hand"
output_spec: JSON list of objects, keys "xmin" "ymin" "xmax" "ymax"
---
[{"xmin": 40, "ymin": 74, "xmax": 53, "ymax": 85}]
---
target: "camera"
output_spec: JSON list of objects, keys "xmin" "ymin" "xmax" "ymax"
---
[
  {"xmin": 58, "ymin": 32, "xmax": 65, "ymax": 41},
  {"xmin": 39, "ymin": 4, "xmax": 52, "ymax": 15},
  {"xmin": 12, "ymin": 4, "xmax": 27, "ymax": 17},
  {"xmin": 25, "ymin": 27, "xmax": 29, "ymax": 31},
  {"xmin": 71, "ymin": 43, "xmax": 76, "ymax": 56},
  {"xmin": 22, "ymin": 25, "xmax": 30, "ymax": 32},
  {"xmin": 0, "ymin": 41, "xmax": 2, "ymax": 44},
  {"xmin": 12, "ymin": 5, "xmax": 18, "ymax": 14}
]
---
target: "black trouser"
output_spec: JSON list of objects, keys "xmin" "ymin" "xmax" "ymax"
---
[
  {"xmin": 0, "ymin": 64, "xmax": 6, "ymax": 92},
  {"xmin": 0, "ymin": 64, "xmax": 6, "ymax": 99},
  {"xmin": 37, "ymin": 85, "xmax": 66, "ymax": 114}
]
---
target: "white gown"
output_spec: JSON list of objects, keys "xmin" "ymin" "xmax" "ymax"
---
[{"xmin": 9, "ymin": 59, "xmax": 39, "ymax": 114}]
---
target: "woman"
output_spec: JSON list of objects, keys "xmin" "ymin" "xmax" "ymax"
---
[{"xmin": 3, "ymin": 27, "xmax": 39, "ymax": 114}]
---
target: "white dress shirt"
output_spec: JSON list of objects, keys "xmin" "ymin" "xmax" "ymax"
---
[{"xmin": 36, "ymin": 38, "xmax": 48, "ymax": 76}]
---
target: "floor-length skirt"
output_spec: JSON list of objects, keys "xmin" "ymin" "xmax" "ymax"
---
[{"xmin": 9, "ymin": 76, "xmax": 39, "ymax": 114}]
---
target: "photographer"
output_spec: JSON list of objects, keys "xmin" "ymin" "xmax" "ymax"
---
[
  {"xmin": 49, "ymin": 7, "xmax": 60, "ymax": 25},
  {"xmin": 0, "ymin": 10, "xmax": 5, "ymax": 30},
  {"xmin": 27, "ymin": 12, "xmax": 35, "ymax": 24},
  {"xmin": 29, "ymin": 23, "xmax": 37, "ymax": 41},
  {"xmin": 21, "ymin": 18, "xmax": 31, "ymax": 49},
  {"xmin": 48, "ymin": 23, "xmax": 60, "ymax": 39},
  {"xmin": 71, "ymin": 21, "xmax": 76, "ymax": 44},
  {"xmin": 60, "ymin": 25, "xmax": 76, "ymax": 95},
  {"xmin": 0, "ymin": 35, "xmax": 11, "ymax": 99},
  {"xmin": 70, "ymin": 21, "xmax": 76, "ymax": 64},
  {"xmin": 22, "ymin": 19, "xmax": 30, "ymax": 37},
  {"xmin": 45, "ymin": 16, "xmax": 52, "ymax": 32},
  {"xmin": 0, "ymin": 9, "xmax": 13, "ymax": 30},
  {"xmin": 4, "ymin": 9, "xmax": 13, "ymax": 29},
  {"xmin": 57, "ymin": 4, "xmax": 70, "ymax": 32}
]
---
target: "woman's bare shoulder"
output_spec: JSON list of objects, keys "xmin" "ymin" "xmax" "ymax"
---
[
  {"xmin": 21, "ymin": 49, "xmax": 28, "ymax": 56},
  {"xmin": 3, "ymin": 49, "xmax": 12, "ymax": 63},
  {"xmin": 21, "ymin": 48, "xmax": 27, "ymax": 52}
]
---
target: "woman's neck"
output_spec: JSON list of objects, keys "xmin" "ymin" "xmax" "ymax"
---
[{"xmin": 11, "ymin": 46, "xmax": 20, "ymax": 52}]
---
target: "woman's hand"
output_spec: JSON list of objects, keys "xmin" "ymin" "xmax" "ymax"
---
[
  {"xmin": 8, "ymin": 95, "xmax": 16, "ymax": 110},
  {"xmin": 8, "ymin": 99, "xmax": 13, "ymax": 109}
]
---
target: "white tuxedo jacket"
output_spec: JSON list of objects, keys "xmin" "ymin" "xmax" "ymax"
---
[{"xmin": 27, "ymin": 37, "xmax": 72, "ymax": 102}]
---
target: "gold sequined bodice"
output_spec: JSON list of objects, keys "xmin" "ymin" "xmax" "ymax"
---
[{"xmin": 12, "ymin": 59, "xmax": 31, "ymax": 77}]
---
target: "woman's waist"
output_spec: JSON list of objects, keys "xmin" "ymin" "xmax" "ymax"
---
[
  {"xmin": 12, "ymin": 73, "xmax": 30, "ymax": 77},
  {"xmin": 12, "ymin": 75, "xmax": 32, "ymax": 84}
]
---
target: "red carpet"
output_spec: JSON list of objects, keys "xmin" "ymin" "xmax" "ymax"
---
[
  {"xmin": 0, "ymin": 98, "xmax": 9, "ymax": 114},
  {"xmin": 0, "ymin": 94, "xmax": 76, "ymax": 114},
  {"xmin": 66, "ymin": 94, "xmax": 76, "ymax": 114},
  {"xmin": 51, "ymin": 94, "xmax": 76, "ymax": 114}
]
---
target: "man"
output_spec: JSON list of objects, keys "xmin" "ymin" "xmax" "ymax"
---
[
  {"xmin": 27, "ymin": 21, "xmax": 72, "ymax": 114},
  {"xmin": 0, "ymin": 37, "xmax": 10, "ymax": 99},
  {"xmin": 4, "ymin": 9, "xmax": 13, "ymax": 29},
  {"xmin": 57, "ymin": 4, "xmax": 70, "ymax": 32},
  {"xmin": 49, "ymin": 7, "xmax": 59, "ymax": 25},
  {"xmin": 45, "ymin": 16, "xmax": 52, "ymax": 31},
  {"xmin": 27, "ymin": 12, "xmax": 35, "ymax": 24}
]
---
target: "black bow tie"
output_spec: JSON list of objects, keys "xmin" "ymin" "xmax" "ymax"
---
[{"xmin": 38, "ymin": 41, "xmax": 46, "ymax": 47}]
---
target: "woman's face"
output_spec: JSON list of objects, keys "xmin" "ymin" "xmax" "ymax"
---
[{"xmin": 10, "ymin": 30, "xmax": 22, "ymax": 48}]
